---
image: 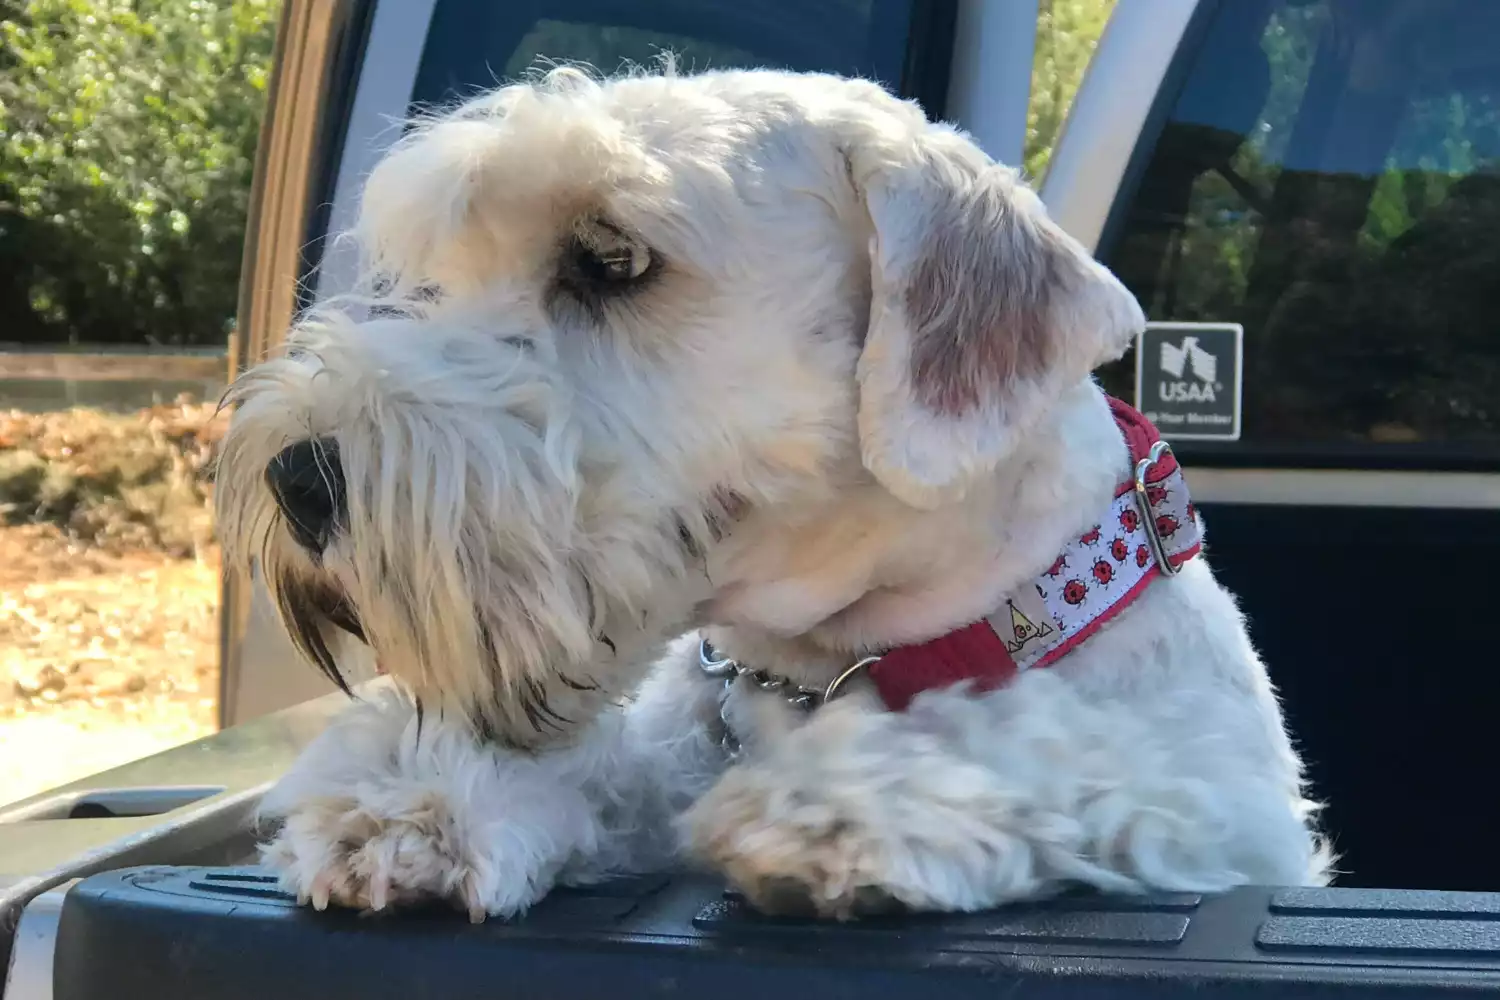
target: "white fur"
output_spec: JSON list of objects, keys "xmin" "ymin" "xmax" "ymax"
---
[{"xmin": 219, "ymin": 65, "xmax": 1331, "ymax": 921}]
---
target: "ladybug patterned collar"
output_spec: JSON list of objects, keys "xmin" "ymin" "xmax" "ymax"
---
[{"xmin": 861, "ymin": 397, "xmax": 1205, "ymax": 711}]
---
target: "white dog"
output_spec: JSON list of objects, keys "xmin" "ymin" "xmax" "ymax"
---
[{"xmin": 216, "ymin": 65, "xmax": 1331, "ymax": 922}]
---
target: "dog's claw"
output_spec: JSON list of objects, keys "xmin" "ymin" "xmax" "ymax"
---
[
  {"xmin": 369, "ymin": 874, "xmax": 389, "ymax": 913},
  {"xmin": 309, "ymin": 874, "xmax": 333, "ymax": 911},
  {"xmin": 460, "ymin": 872, "xmax": 487, "ymax": 923}
]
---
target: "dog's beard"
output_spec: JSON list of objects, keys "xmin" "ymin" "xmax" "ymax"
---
[
  {"xmin": 216, "ymin": 321, "xmax": 731, "ymax": 746},
  {"xmin": 222, "ymin": 423, "xmax": 612, "ymax": 745},
  {"xmin": 245, "ymin": 501, "xmax": 721, "ymax": 747},
  {"xmin": 271, "ymin": 567, "xmax": 366, "ymax": 697}
]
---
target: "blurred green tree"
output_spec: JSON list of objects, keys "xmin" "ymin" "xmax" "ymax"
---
[
  {"xmin": 1025, "ymin": 0, "xmax": 1116, "ymax": 181},
  {"xmin": 0, "ymin": 0, "xmax": 278, "ymax": 347}
]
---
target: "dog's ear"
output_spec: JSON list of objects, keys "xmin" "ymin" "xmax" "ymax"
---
[
  {"xmin": 354, "ymin": 113, "xmax": 515, "ymax": 296},
  {"xmin": 353, "ymin": 68, "xmax": 625, "ymax": 297},
  {"xmin": 847, "ymin": 120, "xmax": 1145, "ymax": 508}
]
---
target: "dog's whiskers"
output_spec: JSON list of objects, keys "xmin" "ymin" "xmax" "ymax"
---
[
  {"xmin": 274, "ymin": 572, "xmax": 353, "ymax": 696},
  {"xmin": 309, "ymin": 436, "xmax": 344, "ymax": 536},
  {"xmin": 520, "ymin": 676, "xmax": 573, "ymax": 736}
]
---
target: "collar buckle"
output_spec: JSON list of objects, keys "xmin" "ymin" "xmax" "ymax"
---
[{"xmin": 1133, "ymin": 440, "xmax": 1181, "ymax": 578}]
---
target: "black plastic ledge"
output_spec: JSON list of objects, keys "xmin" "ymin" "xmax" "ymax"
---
[{"xmin": 48, "ymin": 865, "xmax": 1500, "ymax": 1000}]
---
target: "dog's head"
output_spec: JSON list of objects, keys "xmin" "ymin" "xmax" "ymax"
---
[{"xmin": 216, "ymin": 66, "xmax": 1143, "ymax": 744}]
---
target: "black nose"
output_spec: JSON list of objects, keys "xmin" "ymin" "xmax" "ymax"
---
[{"xmin": 265, "ymin": 438, "xmax": 345, "ymax": 553}]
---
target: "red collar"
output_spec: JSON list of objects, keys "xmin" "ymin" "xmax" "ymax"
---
[{"xmin": 865, "ymin": 397, "xmax": 1203, "ymax": 711}]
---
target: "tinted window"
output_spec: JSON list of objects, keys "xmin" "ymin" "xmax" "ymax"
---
[
  {"xmin": 411, "ymin": 0, "xmax": 951, "ymax": 115},
  {"xmin": 1099, "ymin": 0, "xmax": 1500, "ymax": 465}
]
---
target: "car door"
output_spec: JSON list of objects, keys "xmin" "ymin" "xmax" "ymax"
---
[
  {"xmin": 221, "ymin": 0, "xmax": 962, "ymax": 726},
  {"xmin": 1051, "ymin": 0, "xmax": 1500, "ymax": 892}
]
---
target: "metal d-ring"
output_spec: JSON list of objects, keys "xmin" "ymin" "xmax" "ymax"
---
[
  {"xmin": 698, "ymin": 638, "xmax": 738, "ymax": 678},
  {"xmin": 701, "ymin": 639, "xmax": 875, "ymax": 762},
  {"xmin": 1133, "ymin": 440, "xmax": 1179, "ymax": 577},
  {"xmin": 824, "ymin": 656, "xmax": 882, "ymax": 703}
]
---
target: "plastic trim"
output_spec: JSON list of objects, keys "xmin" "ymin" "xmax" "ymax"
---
[
  {"xmin": 311, "ymin": 0, "xmax": 440, "ymax": 305},
  {"xmin": 944, "ymin": 0, "xmax": 1037, "ymax": 164},
  {"xmin": 1039, "ymin": 0, "xmax": 1202, "ymax": 252},
  {"xmin": 1185, "ymin": 468, "xmax": 1500, "ymax": 510},
  {"xmin": 2, "ymin": 883, "xmax": 70, "ymax": 1000}
]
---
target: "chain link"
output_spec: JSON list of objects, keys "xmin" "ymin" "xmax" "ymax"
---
[{"xmin": 698, "ymin": 637, "xmax": 879, "ymax": 760}]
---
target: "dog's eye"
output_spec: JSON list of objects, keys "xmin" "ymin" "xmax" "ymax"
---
[
  {"xmin": 560, "ymin": 220, "xmax": 658, "ymax": 297},
  {"xmin": 593, "ymin": 244, "xmax": 652, "ymax": 282},
  {"xmin": 573, "ymin": 240, "xmax": 653, "ymax": 285},
  {"xmin": 551, "ymin": 224, "xmax": 660, "ymax": 320}
]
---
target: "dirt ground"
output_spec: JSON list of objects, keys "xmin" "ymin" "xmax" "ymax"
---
[
  {"xmin": 1, "ymin": 401, "xmax": 225, "ymax": 807},
  {"xmin": 0, "ymin": 524, "xmax": 220, "ymax": 805}
]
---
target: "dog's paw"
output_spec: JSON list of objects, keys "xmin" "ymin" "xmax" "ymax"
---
[
  {"xmin": 681, "ymin": 762, "xmax": 938, "ymax": 919},
  {"xmin": 260, "ymin": 790, "xmax": 505, "ymax": 922},
  {"xmin": 255, "ymin": 692, "xmax": 619, "ymax": 921},
  {"xmin": 681, "ymin": 703, "xmax": 1045, "ymax": 918},
  {"xmin": 683, "ymin": 771, "xmax": 991, "ymax": 919}
]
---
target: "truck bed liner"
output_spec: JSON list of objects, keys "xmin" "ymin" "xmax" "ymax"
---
[{"xmin": 40, "ymin": 865, "xmax": 1500, "ymax": 999}]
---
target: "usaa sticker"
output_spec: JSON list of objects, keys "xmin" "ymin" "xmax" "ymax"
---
[{"xmin": 1133, "ymin": 322, "xmax": 1243, "ymax": 442}]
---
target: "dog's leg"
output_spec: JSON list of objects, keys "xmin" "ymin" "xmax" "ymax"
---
[
  {"xmin": 258, "ymin": 645, "xmax": 730, "ymax": 920},
  {"xmin": 258, "ymin": 685, "xmax": 626, "ymax": 920},
  {"xmin": 683, "ymin": 671, "xmax": 1327, "ymax": 918}
]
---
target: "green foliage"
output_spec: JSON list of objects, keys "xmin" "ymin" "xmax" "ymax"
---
[
  {"xmin": 0, "ymin": 0, "xmax": 279, "ymax": 347},
  {"xmin": 1025, "ymin": 0, "xmax": 1116, "ymax": 181}
]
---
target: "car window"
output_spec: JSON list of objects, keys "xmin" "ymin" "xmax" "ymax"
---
[
  {"xmin": 1098, "ymin": 0, "xmax": 1500, "ymax": 466},
  {"xmin": 410, "ymin": 0, "xmax": 950, "ymax": 115}
]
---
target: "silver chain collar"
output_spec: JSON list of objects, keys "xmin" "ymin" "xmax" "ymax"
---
[{"xmin": 698, "ymin": 638, "xmax": 879, "ymax": 759}]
